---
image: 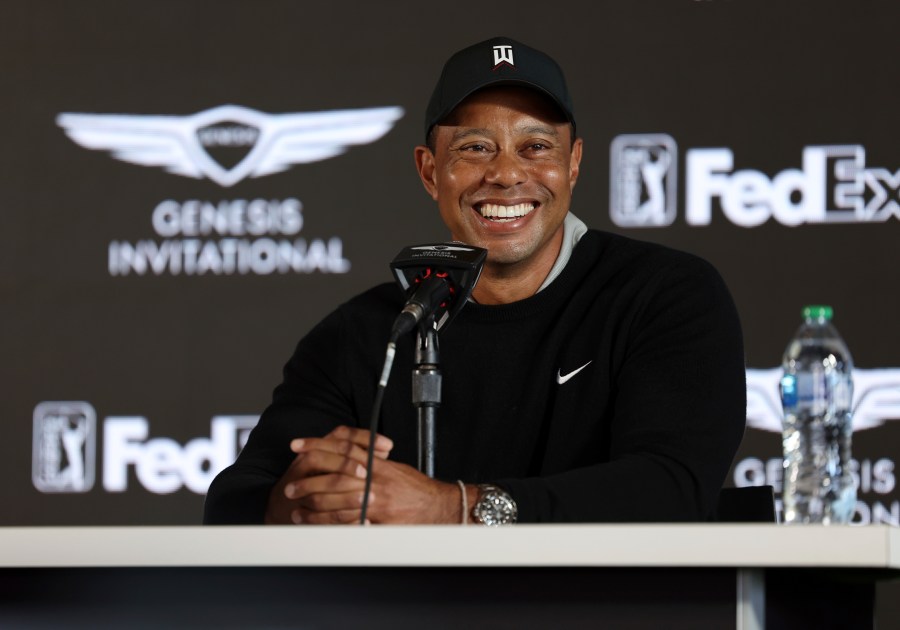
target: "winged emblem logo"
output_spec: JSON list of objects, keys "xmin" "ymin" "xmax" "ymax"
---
[
  {"xmin": 410, "ymin": 245, "xmax": 475, "ymax": 252},
  {"xmin": 746, "ymin": 367, "xmax": 900, "ymax": 432},
  {"xmin": 57, "ymin": 104, "xmax": 405, "ymax": 187}
]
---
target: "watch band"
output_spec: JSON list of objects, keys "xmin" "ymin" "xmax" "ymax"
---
[{"xmin": 472, "ymin": 484, "xmax": 518, "ymax": 526}]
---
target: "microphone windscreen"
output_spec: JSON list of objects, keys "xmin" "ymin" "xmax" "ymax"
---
[{"xmin": 389, "ymin": 242, "xmax": 487, "ymax": 332}]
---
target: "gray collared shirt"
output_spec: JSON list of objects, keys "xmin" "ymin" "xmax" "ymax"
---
[{"xmin": 537, "ymin": 212, "xmax": 588, "ymax": 292}]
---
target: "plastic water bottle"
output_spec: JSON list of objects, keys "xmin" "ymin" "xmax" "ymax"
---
[{"xmin": 780, "ymin": 305, "xmax": 856, "ymax": 524}]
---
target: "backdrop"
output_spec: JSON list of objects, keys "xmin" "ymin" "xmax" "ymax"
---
[{"xmin": 3, "ymin": 0, "xmax": 898, "ymax": 527}]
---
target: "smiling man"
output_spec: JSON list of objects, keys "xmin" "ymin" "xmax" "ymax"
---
[
  {"xmin": 204, "ymin": 37, "xmax": 747, "ymax": 526},
  {"xmin": 416, "ymin": 85, "xmax": 581, "ymax": 304}
]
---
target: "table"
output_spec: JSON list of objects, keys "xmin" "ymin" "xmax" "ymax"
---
[{"xmin": 1, "ymin": 525, "xmax": 898, "ymax": 629}]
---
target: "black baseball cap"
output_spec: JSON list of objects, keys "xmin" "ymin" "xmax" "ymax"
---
[{"xmin": 424, "ymin": 36, "xmax": 576, "ymax": 140}]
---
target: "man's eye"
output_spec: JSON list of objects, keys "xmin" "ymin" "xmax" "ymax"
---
[{"xmin": 461, "ymin": 144, "xmax": 487, "ymax": 152}]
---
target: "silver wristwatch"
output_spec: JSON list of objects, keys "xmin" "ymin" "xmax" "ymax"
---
[{"xmin": 472, "ymin": 484, "xmax": 518, "ymax": 526}]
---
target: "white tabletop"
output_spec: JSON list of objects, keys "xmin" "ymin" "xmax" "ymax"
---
[{"xmin": 2, "ymin": 524, "xmax": 899, "ymax": 569}]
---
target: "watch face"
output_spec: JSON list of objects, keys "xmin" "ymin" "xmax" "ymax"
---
[{"xmin": 475, "ymin": 486, "xmax": 517, "ymax": 526}]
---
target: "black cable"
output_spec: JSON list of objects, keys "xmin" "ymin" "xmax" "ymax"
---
[{"xmin": 360, "ymin": 339, "xmax": 397, "ymax": 525}]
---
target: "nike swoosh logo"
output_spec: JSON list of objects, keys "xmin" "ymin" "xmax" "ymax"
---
[{"xmin": 556, "ymin": 361, "xmax": 593, "ymax": 385}]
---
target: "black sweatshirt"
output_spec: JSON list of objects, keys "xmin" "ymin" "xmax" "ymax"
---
[{"xmin": 204, "ymin": 230, "xmax": 747, "ymax": 523}]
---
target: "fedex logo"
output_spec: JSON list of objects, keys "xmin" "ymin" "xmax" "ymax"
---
[
  {"xmin": 610, "ymin": 135, "xmax": 899, "ymax": 228},
  {"xmin": 103, "ymin": 415, "xmax": 257, "ymax": 494},
  {"xmin": 687, "ymin": 145, "xmax": 899, "ymax": 226},
  {"xmin": 33, "ymin": 402, "xmax": 257, "ymax": 495}
]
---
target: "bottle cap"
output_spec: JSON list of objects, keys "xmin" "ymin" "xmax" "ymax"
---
[{"xmin": 802, "ymin": 305, "xmax": 833, "ymax": 321}]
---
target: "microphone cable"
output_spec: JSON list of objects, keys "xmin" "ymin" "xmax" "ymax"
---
[{"xmin": 359, "ymin": 335, "xmax": 398, "ymax": 525}]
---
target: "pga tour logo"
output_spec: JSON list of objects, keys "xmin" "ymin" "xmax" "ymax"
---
[
  {"xmin": 610, "ymin": 134, "xmax": 899, "ymax": 228},
  {"xmin": 32, "ymin": 402, "xmax": 258, "ymax": 494},
  {"xmin": 610, "ymin": 134, "xmax": 678, "ymax": 227},
  {"xmin": 32, "ymin": 402, "xmax": 96, "ymax": 493}
]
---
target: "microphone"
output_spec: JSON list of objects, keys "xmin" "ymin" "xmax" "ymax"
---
[
  {"xmin": 361, "ymin": 242, "xmax": 487, "ymax": 524},
  {"xmin": 389, "ymin": 242, "xmax": 488, "ymax": 339}
]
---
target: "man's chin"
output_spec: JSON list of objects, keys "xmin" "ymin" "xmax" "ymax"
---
[{"xmin": 484, "ymin": 244, "xmax": 532, "ymax": 267}]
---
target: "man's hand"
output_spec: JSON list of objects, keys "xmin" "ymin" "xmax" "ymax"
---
[
  {"xmin": 264, "ymin": 425, "xmax": 390, "ymax": 525},
  {"xmin": 264, "ymin": 425, "xmax": 463, "ymax": 525}
]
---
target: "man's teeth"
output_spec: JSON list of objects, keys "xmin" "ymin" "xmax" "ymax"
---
[{"xmin": 478, "ymin": 203, "xmax": 535, "ymax": 222}]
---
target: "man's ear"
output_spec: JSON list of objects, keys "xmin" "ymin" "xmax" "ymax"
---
[
  {"xmin": 569, "ymin": 137, "xmax": 583, "ymax": 192},
  {"xmin": 414, "ymin": 145, "xmax": 439, "ymax": 201}
]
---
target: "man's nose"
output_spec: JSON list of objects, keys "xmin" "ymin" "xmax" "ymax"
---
[{"xmin": 483, "ymin": 150, "xmax": 527, "ymax": 187}]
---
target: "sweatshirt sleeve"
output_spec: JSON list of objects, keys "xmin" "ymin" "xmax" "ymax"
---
[
  {"xmin": 497, "ymin": 256, "xmax": 747, "ymax": 522},
  {"xmin": 203, "ymin": 308, "xmax": 354, "ymax": 524}
]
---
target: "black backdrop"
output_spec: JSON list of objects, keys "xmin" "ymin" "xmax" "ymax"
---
[{"xmin": 3, "ymin": 0, "xmax": 898, "ymax": 531}]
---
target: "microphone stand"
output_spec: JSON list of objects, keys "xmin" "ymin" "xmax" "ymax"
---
[{"xmin": 412, "ymin": 320, "xmax": 440, "ymax": 478}]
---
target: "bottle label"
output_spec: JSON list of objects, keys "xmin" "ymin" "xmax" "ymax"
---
[
  {"xmin": 780, "ymin": 374, "xmax": 797, "ymax": 408},
  {"xmin": 833, "ymin": 377, "xmax": 852, "ymax": 409},
  {"xmin": 803, "ymin": 372, "xmax": 827, "ymax": 414},
  {"xmin": 781, "ymin": 371, "xmax": 853, "ymax": 413}
]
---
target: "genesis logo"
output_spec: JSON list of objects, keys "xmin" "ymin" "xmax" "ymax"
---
[
  {"xmin": 738, "ymin": 369, "xmax": 900, "ymax": 525},
  {"xmin": 745, "ymin": 368, "xmax": 900, "ymax": 433},
  {"xmin": 410, "ymin": 245, "xmax": 475, "ymax": 252},
  {"xmin": 57, "ymin": 104, "xmax": 405, "ymax": 187}
]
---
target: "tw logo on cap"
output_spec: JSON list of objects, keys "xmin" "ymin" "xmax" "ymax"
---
[{"xmin": 492, "ymin": 45, "xmax": 515, "ymax": 69}]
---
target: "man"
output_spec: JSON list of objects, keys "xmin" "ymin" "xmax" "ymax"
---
[{"xmin": 204, "ymin": 37, "xmax": 746, "ymax": 525}]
